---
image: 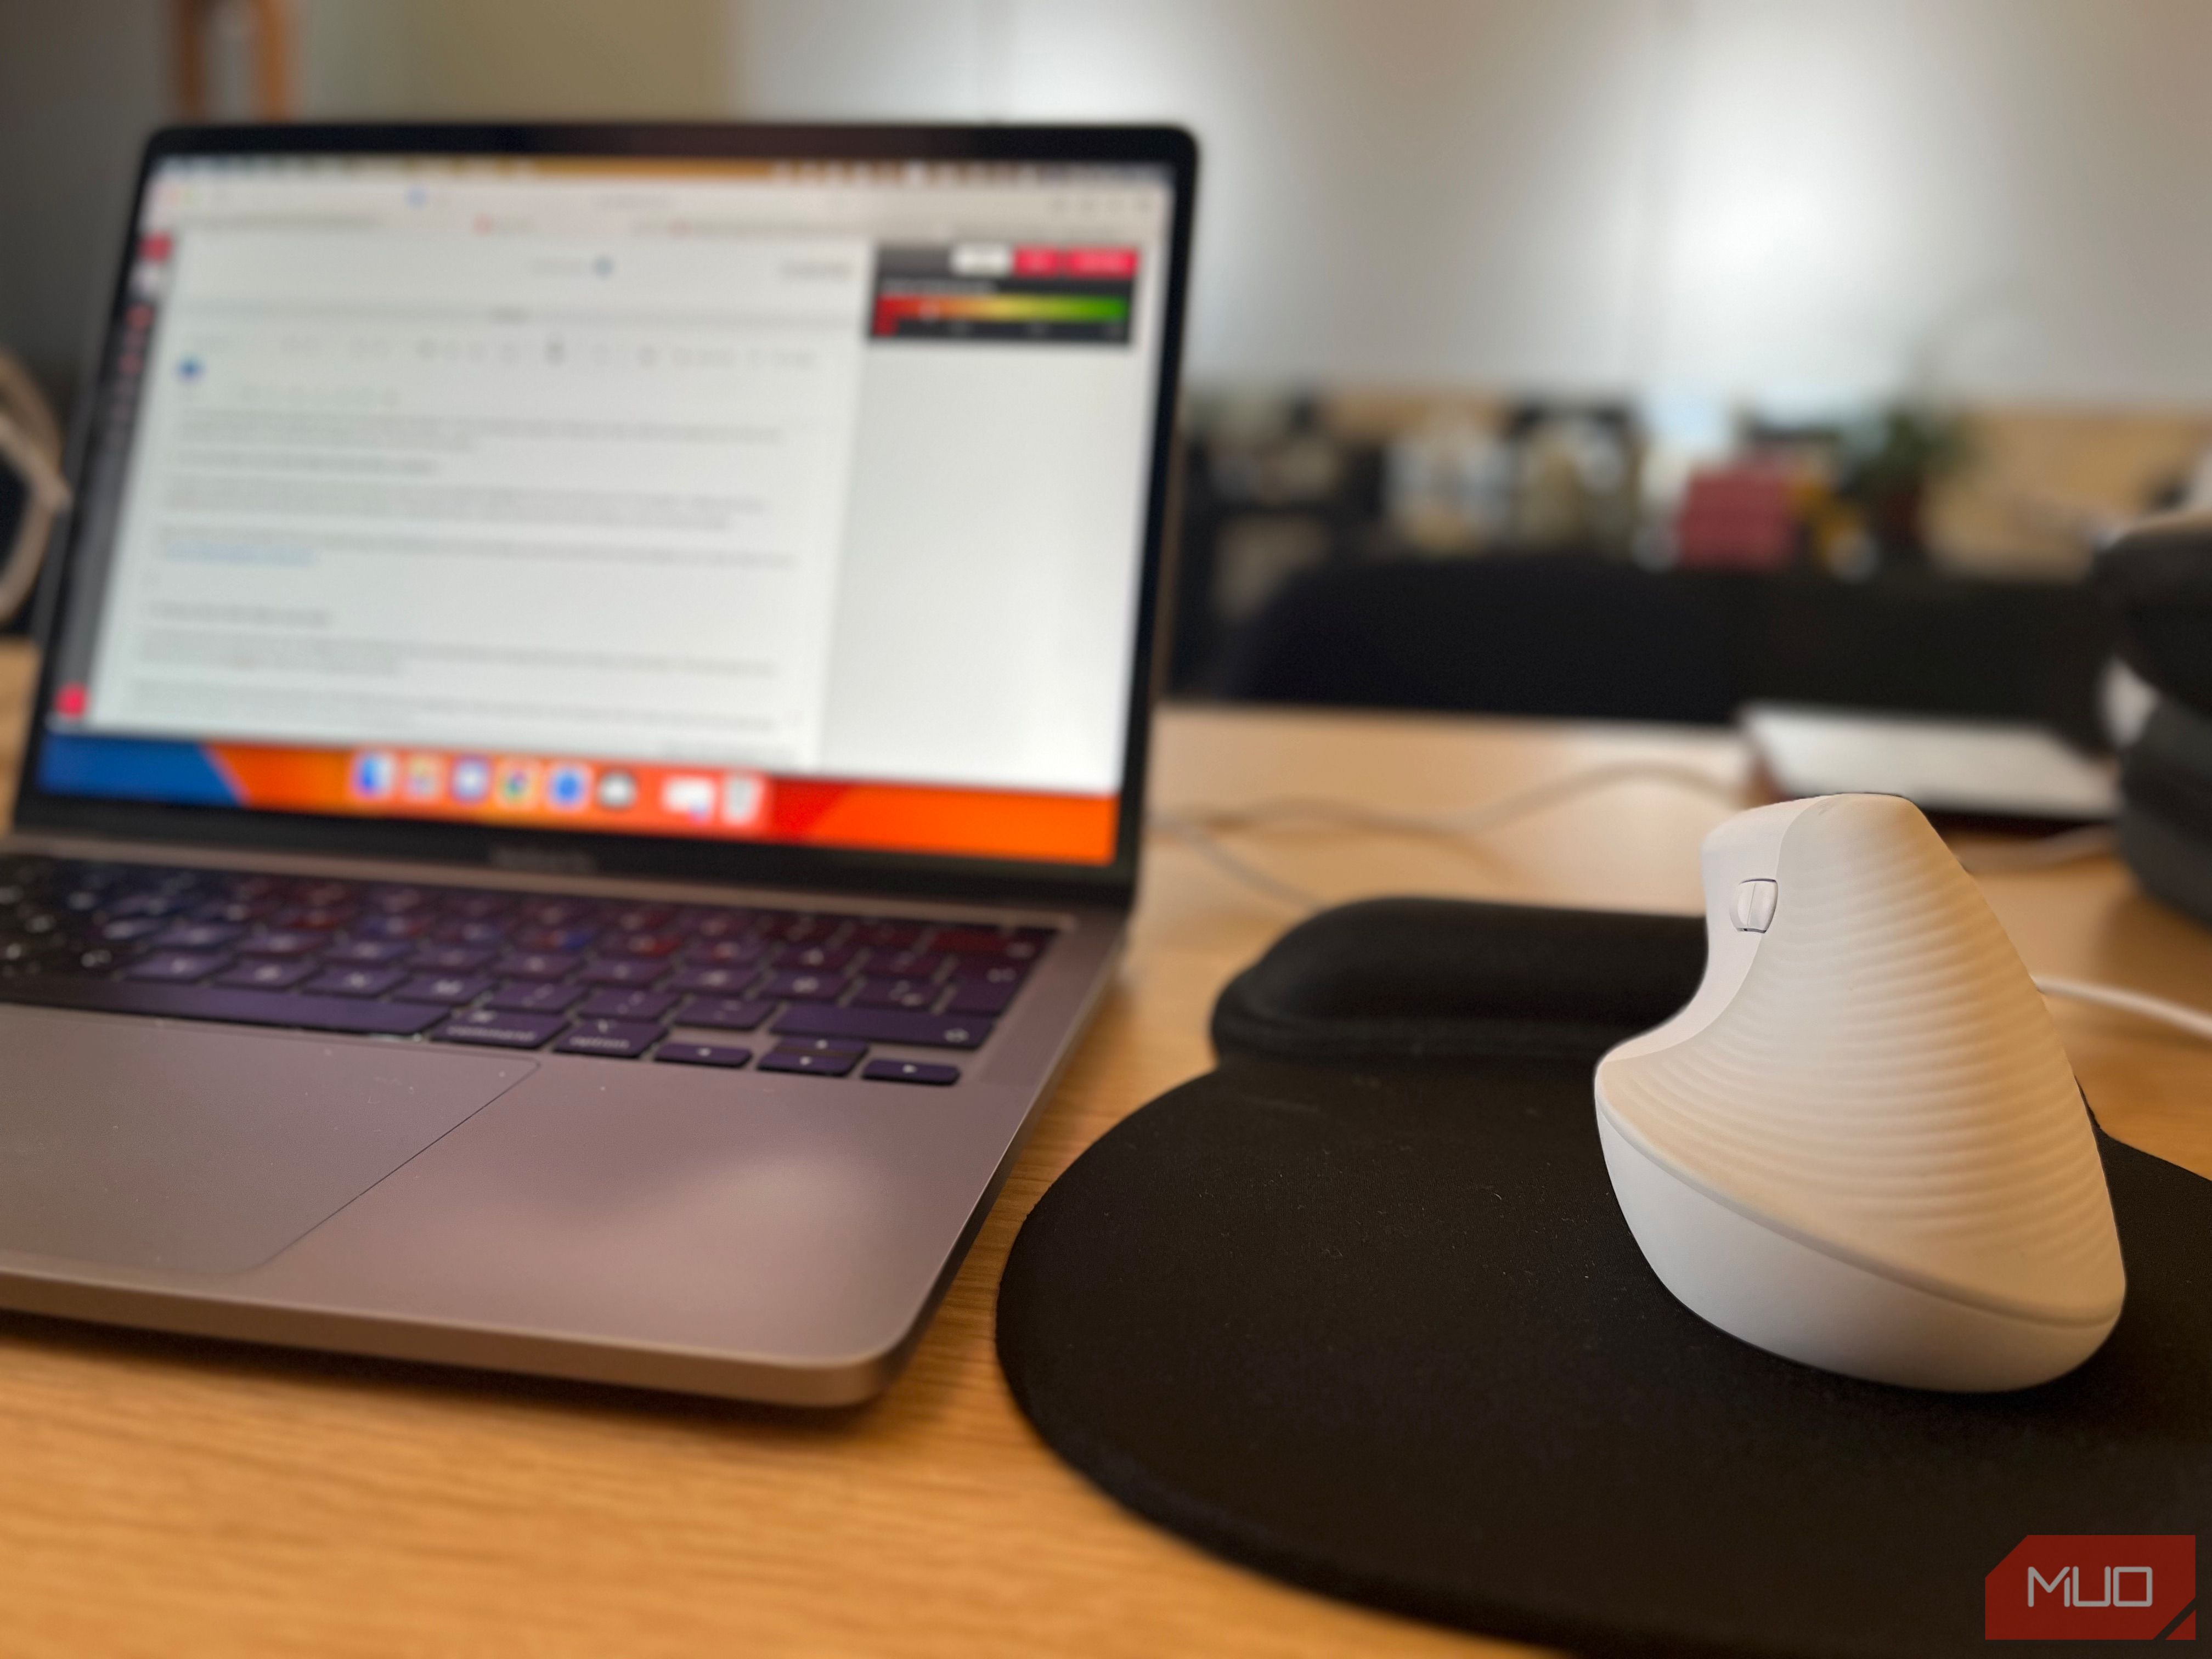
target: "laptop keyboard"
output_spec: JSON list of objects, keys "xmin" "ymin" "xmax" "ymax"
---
[{"xmin": 0, "ymin": 856, "xmax": 1054, "ymax": 1086}]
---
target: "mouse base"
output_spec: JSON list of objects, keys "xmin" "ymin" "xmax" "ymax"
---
[{"xmin": 1596, "ymin": 1111, "xmax": 2120, "ymax": 1392}]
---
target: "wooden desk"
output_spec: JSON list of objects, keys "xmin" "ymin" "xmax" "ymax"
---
[{"xmin": 1, "ymin": 640, "xmax": 2207, "ymax": 1657}]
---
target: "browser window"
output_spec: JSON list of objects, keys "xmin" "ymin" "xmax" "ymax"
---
[{"xmin": 42, "ymin": 154, "xmax": 1176, "ymax": 865}]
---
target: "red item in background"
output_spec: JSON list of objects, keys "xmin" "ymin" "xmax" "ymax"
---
[
  {"xmin": 1011, "ymin": 245, "xmax": 1138, "ymax": 278},
  {"xmin": 1673, "ymin": 465, "xmax": 1799, "ymax": 570}
]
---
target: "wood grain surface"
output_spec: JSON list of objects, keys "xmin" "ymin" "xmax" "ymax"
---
[{"xmin": 0, "ymin": 639, "xmax": 2204, "ymax": 1657}]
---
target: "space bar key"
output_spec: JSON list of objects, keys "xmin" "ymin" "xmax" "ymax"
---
[
  {"xmin": 0, "ymin": 977, "xmax": 444, "ymax": 1036},
  {"xmin": 773, "ymin": 1005, "xmax": 995, "ymax": 1048}
]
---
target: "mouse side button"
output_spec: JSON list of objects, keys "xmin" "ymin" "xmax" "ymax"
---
[{"xmin": 1730, "ymin": 879, "xmax": 1778, "ymax": 932}]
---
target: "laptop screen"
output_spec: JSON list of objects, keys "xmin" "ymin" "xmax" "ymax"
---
[{"xmin": 38, "ymin": 149, "xmax": 1178, "ymax": 868}]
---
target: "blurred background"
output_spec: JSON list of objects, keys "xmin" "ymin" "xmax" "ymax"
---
[{"xmin": 7, "ymin": 0, "xmax": 2210, "ymax": 743}]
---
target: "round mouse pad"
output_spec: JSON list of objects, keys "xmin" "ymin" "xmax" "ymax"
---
[{"xmin": 997, "ymin": 1054, "xmax": 2211, "ymax": 1658}]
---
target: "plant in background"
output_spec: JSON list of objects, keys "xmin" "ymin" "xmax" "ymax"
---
[{"xmin": 1838, "ymin": 404, "xmax": 1976, "ymax": 566}]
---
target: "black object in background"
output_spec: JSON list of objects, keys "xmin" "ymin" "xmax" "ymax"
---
[
  {"xmin": 2099, "ymin": 516, "xmax": 2212, "ymax": 927},
  {"xmin": 998, "ymin": 898, "xmax": 2211, "ymax": 1658},
  {"xmin": 0, "ymin": 464, "xmax": 22, "ymax": 634},
  {"xmin": 1212, "ymin": 555, "xmax": 1740, "ymax": 725},
  {"xmin": 2097, "ymin": 512, "xmax": 2212, "ymax": 718},
  {"xmin": 1210, "ymin": 555, "xmax": 2115, "ymax": 748},
  {"xmin": 0, "ymin": 425, "xmax": 36, "ymax": 641}
]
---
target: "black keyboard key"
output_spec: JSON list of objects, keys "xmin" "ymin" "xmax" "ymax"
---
[
  {"xmin": 851, "ymin": 920, "xmax": 927, "ymax": 949},
  {"xmin": 149, "ymin": 922, "xmax": 243, "ymax": 950},
  {"xmin": 655, "ymin": 1041, "xmax": 752, "ymax": 1069},
  {"xmin": 555, "ymin": 1018, "xmax": 663, "ymax": 1058},
  {"xmin": 610, "ymin": 932, "xmax": 684, "ymax": 960},
  {"xmin": 393, "ymin": 972, "xmax": 492, "ymax": 1005},
  {"xmin": 518, "ymin": 899, "xmax": 596, "ymax": 927},
  {"xmin": 486, "ymin": 979, "xmax": 583, "ymax": 1014},
  {"xmin": 863, "ymin": 1059, "xmax": 960, "ymax": 1086},
  {"xmin": 274, "ymin": 905, "xmax": 353, "ymax": 932},
  {"xmin": 944, "ymin": 980, "xmax": 1017, "ymax": 1017},
  {"xmin": 516, "ymin": 926, "xmax": 597, "ymax": 952},
  {"xmin": 781, "ymin": 944, "xmax": 857, "ymax": 972},
  {"xmin": 775, "ymin": 1005, "xmax": 992, "ymax": 1049},
  {"xmin": 190, "ymin": 900, "xmax": 266, "ymax": 926},
  {"xmin": 215, "ymin": 958, "xmax": 319, "ymax": 990},
  {"xmin": 414, "ymin": 943, "xmax": 495, "ymax": 972},
  {"xmin": 433, "ymin": 1008, "xmax": 567, "ymax": 1049},
  {"xmin": 668, "ymin": 964, "xmax": 758, "ymax": 995},
  {"xmin": 759, "ymin": 1044, "xmax": 860, "ymax": 1077},
  {"xmin": 305, "ymin": 966, "xmax": 409, "ymax": 998},
  {"xmin": 870, "ymin": 950, "xmax": 947, "ymax": 981},
  {"xmin": 238, "ymin": 930, "xmax": 324, "ymax": 957},
  {"xmin": 851, "ymin": 978, "xmax": 942, "ymax": 1011},
  {"xmin": 443, "ymin": 895, "xmax": 515, "ymax": 923},
  {"xmin": 125, "ymin": 950, "xmax": 233, "ymax": 983},
  {"xmin": 326, "ymin": 938, "xmax": 413, "ymax": 965},
  {"xmin": 689, "ymin": 938, "xmax": 770, "ymax": 967},
  {"xmin": 767, "ymin": 916, "xmax": 840, "ymax": 945},
  {"xmin": 495, "ymin": 951, "xmax": 578, "ymax": 981},
  {"xmin": 577, "ymin": 988, "xmax": 677, "ymax": 1021},
  {"xmin": 108, "ymin": 891, "xmax": 188, "ymax": 920},
  {"xmin": 98, "ymin": 917, "xmax": 168, "ymax": 944},
  {"xmin": 689, "ymin": 911, "xmax": 759, "ymax": 941},
  {"xmin": 352, "ymin": 913, "xmax": 430, "ymax": 941},
  {"xmin": 956, "ymin": 961, "xmax": 1029, "ymax": 989},
  {"xmin": 0, "ymin": 977, "xmax": 443, "ymax": 1035},
  {"xmin": 675, "ymin": 996, "xmax": 774, "ymax": 1031},
  {"xmin": 577, "ymin": 957, "xmax": 667, "ymax": 986},
  {"xmin": 759, "ymin": 970, "xmax": 850, "ymax": 1002},
  {"xmin": 774, "ymin": 1036, "xmax": 866, "ymax": 1057}
]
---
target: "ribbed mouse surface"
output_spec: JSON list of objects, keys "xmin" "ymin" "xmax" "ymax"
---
[{"xmin": 1601, "ymin": 795, "xmax": 2121, "ymax": 1324}]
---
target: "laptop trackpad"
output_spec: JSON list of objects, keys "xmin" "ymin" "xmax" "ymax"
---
[{"xmin": 0, "ymin": 1008, "xmax": 533, "ymax": 1275}]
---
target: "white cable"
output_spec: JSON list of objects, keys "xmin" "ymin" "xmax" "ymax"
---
[
  {"xmin": 2033, "ymin": 975, "xmax": 2212, "ymax": 1046},
  {"xmin": 1150, "ymin": 812, "xmax": 1327, "ymax": 910},
  {"xmin": 1150, "ymin": 761, "xmax": 1745, "ymax": 912},
  {"xmin": 1170, "ymin": 761, "xmax": 1743, "ymax": 842}
]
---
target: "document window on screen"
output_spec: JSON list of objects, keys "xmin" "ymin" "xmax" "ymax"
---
[{"xmin": 42, "ymin": 155, "xmax": 1175, "ymax": 865}]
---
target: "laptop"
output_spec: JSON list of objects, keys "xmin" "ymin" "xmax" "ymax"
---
[{"xmin": 0, "ymin": 122, "xmax": 1195, "ymax": 1405}]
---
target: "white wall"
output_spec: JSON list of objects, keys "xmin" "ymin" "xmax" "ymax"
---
[
  {"xmin": 295, "ymin": 0, "xmax": 731, "ymax": 119},
  {"xmin": 10, "ymin": 1, "xmax": 2212, "ymax": 415},
  {"xmin": 729, "ymin": 0, "xmax": 2212, "ymax": 409}
]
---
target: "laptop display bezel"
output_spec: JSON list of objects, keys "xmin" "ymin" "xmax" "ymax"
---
[{"xmin": 16, "ymin": 121, "xmax": 1197, "ymax": 910}]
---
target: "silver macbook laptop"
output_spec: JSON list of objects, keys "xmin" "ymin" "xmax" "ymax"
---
[{"xmin": 0, "ymin": 122, "xmax": 1195, "ymax": 1404}]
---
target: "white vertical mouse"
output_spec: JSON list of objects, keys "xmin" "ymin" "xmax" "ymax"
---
[{"xmin": 1594, "ymin": 794, "xmax": 2126, "ymax": 1391}]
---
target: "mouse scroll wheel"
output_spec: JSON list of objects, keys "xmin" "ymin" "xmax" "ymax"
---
[{"xmin": 1730, "ymin": 879, "xmax": 1779, "ymax": 933}]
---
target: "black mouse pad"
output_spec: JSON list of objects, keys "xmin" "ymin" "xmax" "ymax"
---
[{"xmin": 997, "ymin": 900, "xmax": 2212, "ymax": 1658}]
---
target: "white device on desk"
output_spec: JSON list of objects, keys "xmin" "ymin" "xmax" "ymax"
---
[
  {"xmin": 1594, "ymin": 794, "xmax": 2126, "ymax": 1391},
  {"xmin": 1741, "ymin": 703, "xmax": 2118, "ymax": 823}
]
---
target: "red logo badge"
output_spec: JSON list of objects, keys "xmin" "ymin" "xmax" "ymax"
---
[{"xmin": 1987, "ymin": 1534, "xmax": 2196, "ymax": 1640}]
